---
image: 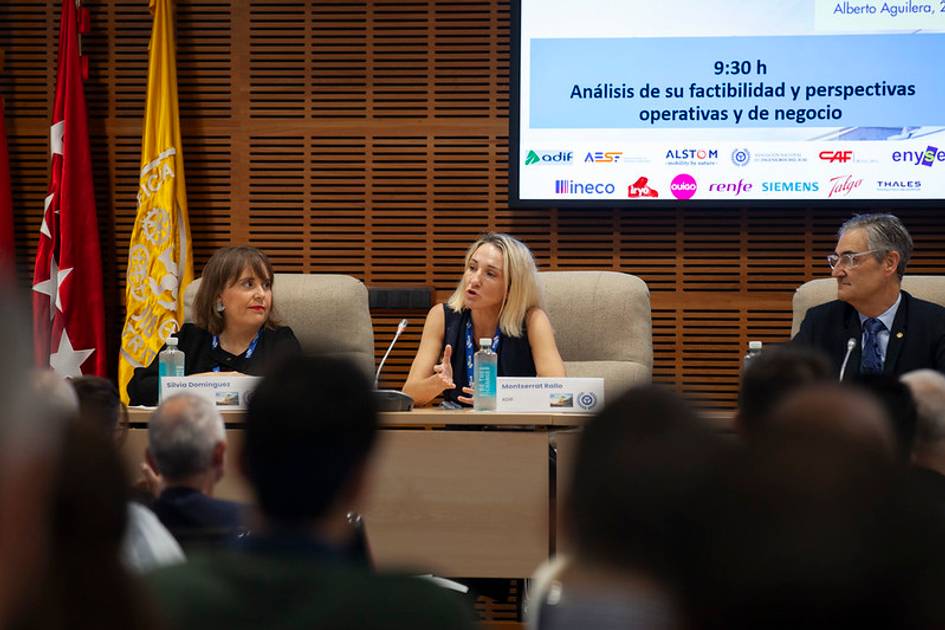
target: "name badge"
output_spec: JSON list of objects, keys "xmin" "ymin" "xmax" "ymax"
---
[
  {"xmin": 160, "ymin": 375, "xmax": 261, "ymax": 410},
  {"xmin": 496, "ymin": 377, "xmax": 605, "ymax": 413}
]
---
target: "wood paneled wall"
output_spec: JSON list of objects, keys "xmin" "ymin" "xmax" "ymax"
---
[{"xmin": 3, "ymin": 0, "xmax": 944, "ymax": 409}]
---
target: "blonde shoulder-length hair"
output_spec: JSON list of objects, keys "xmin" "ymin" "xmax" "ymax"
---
[{"xmin": 446, "ymin": 233, "xmax": 542, "ymax": 338}]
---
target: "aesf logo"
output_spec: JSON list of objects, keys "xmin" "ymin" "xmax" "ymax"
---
[
  {"xmin": 584, "ymin": 151, "xmax": 623, "ymax": 163},
  {"xmin": 524, "ymin": 150, "xmax": 572, "ymax": 166}
]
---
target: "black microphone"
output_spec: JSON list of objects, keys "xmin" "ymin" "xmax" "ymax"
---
[
  {"xmin": 839, "ymin": 337, "xmax": 856, "ymax": 382},
  {"xmin": 373, "ymin": 319, "xmax": 414, "ymax": 411}
]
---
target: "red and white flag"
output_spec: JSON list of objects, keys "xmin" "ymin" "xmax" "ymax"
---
[
  {"xmin": 0, "ymin": 95, "xmax": 14, "ymax": 277},
  {"xmin": 31, "ymin": 0, "xmax": 106, "ymax": 377}
]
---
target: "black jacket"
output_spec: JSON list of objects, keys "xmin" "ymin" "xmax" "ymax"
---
[
  {"xmin": 793, "ymin": 290, "xmax": 945, "ymax": 380},
  {"xmin": 127, "ymin": 323, "xmax": 302, "ymax": 406}
]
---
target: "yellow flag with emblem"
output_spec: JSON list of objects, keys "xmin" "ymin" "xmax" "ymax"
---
[{"xmin": 118, "ymin": 0, "xmax": 193, "ymax": 403}]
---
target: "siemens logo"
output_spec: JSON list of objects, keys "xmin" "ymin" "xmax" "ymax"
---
[
  {"xmin": 762, "ymin": 181, "xmax": 819, "ymax": 193},
  {"xmin": 555, "ymin": 180, "xmax": 616, "ymax": 195}
]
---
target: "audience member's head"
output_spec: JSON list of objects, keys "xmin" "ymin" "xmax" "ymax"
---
[
  {"xmin": 147, "ymin": 393, "xmax": 226, "ymax": 488},
  {"xmin": 902, "ymin": 369, "xmax": 945, "ymax": 464},
  {"xmin": 243, "ymin": 355, "xmax": 378, "ymax": 531},
  {"xmin": 762, "ymin": 383, "xmax": 896, "ymax": 460},
  {"xmin": 565, "ymin": 384, "xmax": 729, "ymax": 587},
  {"xmin": 737, "ymin": 345, "xmax": 833, "ymax": 437},
  {"xmin": 70, "ymin": 375, "xmax": 127, "ymax": 443},
  {"xmin": 0, "ymin": 306, "xmax": 67, "ymax": 626},
  {"xmin": 856, "ymin": 373, "xmax": 918, "ymax": 461}
]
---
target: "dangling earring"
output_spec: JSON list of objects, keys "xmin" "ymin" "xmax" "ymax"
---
[{"xmin": 216, "ymin": 301, "xmax": 225, "ymax": 312}]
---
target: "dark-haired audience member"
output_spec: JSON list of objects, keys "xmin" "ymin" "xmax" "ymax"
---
[
  {"xmin": 736, "ymin": 345, "xmax": 833, "ymax": 437},
  {"xmin": 146, "ymin": 393, "xmax": 245, "ymax": 550},
  {"xmin": 902, "ymin": 369, "xmax": 945, "ymax": 505},
  {"xmin": 690, "ymin": 393, "xmax": 945, "ymax": 629},
  {"xmin": 70, "ymin": 375, "xmax": 185, "ymax": 572},
  {"xmin": 856, "ymin": 373, "xmax": 919, "ymax": 461},
  {"xmin": 530, "ymin": 385, "xmax": 730, "ymax": 630},
  {"xmin": 148, "ymin": 356, "xmax": 474, "ymax": 630},
  {"xmin": 18, "ymin": 422, "xmax": 160, "ymax": 630}
]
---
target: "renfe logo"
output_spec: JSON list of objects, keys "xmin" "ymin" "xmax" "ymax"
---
[
  {"xmin": 820, "ymin": 150, "xmax": 853, "ymax": 163},
  {"xmin": 670, "ymin": 174, "xmax": 697, "ymax": 200},
  {"xmin": 708, "ymin": 180, "xmax": 752, "ymax": 196},
  {"xmin": 628, "ymin": 177, "xmax": 658, "ymax": 198},
  {"xmin": 555, "ymin": 180, "xmax": 616, "ymax": 195},
  {"xmin": 524, "ymin": 150, "xmax": 573, "ymax": 166},
  {"xmin": 828, "ymin": 175, "xmax": 863, "ymax": 198}
]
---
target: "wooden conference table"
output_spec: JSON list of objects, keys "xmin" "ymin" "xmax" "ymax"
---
[{"xmin": 125, "ymin": 407, "xmax": 588, "ymax": 578}]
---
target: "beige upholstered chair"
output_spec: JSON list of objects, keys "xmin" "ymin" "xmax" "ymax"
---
[
  {"xmin": 538, "ymin": 271, "xmax": 652, "ymax": 400},
  {"xmin": 183, "ymin": 273, "xmax": 375, "ymax": 379},
  {"xmin": 791, "ymin": 276, "xmax": 945, "ymax": 337}
]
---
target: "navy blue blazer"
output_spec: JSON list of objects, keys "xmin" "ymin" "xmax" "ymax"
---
[
  {"xmin": 793, "ymin": 290, "xmax": 945, "ymax": 380},
  {"xmin": 151, "ymin": 486, "xmax": 245, "ymax": 548}
]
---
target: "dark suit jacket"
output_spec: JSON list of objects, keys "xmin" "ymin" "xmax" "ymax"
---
[
  {"xmin": 151, "ymin": 486, "xmax": 245, "ymax": 549},
  {"xmin": 793, "ymin": 290, "xmax": 945, "ymax": 380}
]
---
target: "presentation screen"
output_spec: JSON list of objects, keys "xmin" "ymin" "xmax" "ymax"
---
[{"xmin": 510, "ymin": 0, "xmax": 945, "ymax": 205}]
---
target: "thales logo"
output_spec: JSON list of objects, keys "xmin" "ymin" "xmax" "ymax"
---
[
  {"xmin": 525, "ymin": 150, "xmax": 573, "ymax": 166},
  {"xmin": 585, "ymin": 151, "xmax": 623, "ymax": 163},
  {"xmin": 891, "ymin": 146, "xmax": 944, "ymax": 167},
  {"xmin": 555, "ymin": 180, "xmax": 615, "ymax": 195},
  {"xmin": 827, "ymin": 175, "xmax": 862, "ymax": 198},
  {"xmin": 666, "ymin": 149, "xmax": 718, "ymax": 160},
  {"xmin": 819, "ymin": 150, "xmax": 853, "ymax": 163},
  {"xmin": 877, "ymin": 180, "xmax": 921, "ymax": 192},
  {"xmin": 627, "ymin": 177, "xmax": 658, "ymax": 198}
]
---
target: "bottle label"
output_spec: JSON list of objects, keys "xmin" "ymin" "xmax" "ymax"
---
[{"xmin": 476, "ymin": 362, "xmax": 497, "ymax": 397}]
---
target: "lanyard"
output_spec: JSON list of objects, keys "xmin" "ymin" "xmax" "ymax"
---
[
  {"xmin": 464, "ymin": 319, "xmax": 500, "ymax": 387},
  {"xmin": 211, "ymin": 330, "xmax": 261, "ymax": 372}
]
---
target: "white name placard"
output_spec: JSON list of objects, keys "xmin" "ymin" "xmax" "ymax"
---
[
  {"xmin": 160, "ymin": 375, "xmax": 262, "ymax": 410},
  {"xmin": 496, "ymin": 377, "xmax": 605, "ymax": 413}
]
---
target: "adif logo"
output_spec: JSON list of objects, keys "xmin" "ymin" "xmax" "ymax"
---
[{"xmin": 525, "ymin": 150, "xmax": 573, "ymax": 166}]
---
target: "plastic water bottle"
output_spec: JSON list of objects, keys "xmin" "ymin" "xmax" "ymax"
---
[
  {"xmin": 743, "ymin": 340, "xmax": 763, "ymax": 369},
  {"xmin": 158, "ymin": 337, "xmax": 185, "ymax": 403},
  {"xmin": 473, "ymin": 338, "xmax": 497, "ymax": 411}
]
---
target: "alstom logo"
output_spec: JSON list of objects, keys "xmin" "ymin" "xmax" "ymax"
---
[
  {"xmin": 555, "ymin": 180, "xmax": 616, "ymax": 195},
  {"xmin": 525, "ymin": 150, "xmax": 573, "ymax": 165}
]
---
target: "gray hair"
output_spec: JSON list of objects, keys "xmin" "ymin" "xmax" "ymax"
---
[
  {"xmin": 148, "ymin": 393, "xmax": 225, "ymax": 481},
  {"xmin": 838, "ymin": 213, "xmax": 913, "ymax": 279},
  {"xmin": 902, "ymin": 370, "xmax": 945, "ymax": 445}
]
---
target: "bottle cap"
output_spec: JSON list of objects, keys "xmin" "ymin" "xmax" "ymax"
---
[
  {"xmin": 166, "ymin": 336, "xmax": 179, "ymax": 347},
  {"xmin": 479, "ymin": 338, "xmax": 492, "ymax": 347},
  {"xmin": 748, "ymin": 340, "xmax": 762, "ymax": 350}
]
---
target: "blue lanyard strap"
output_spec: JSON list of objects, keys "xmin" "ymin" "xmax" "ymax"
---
[
  {"xmin": 211, "ymin": 330, "xmax": 261, "ymax": 373},
  {"xmin": 464, "ymin": 319, "xmax": 500, "ymax": 387}
]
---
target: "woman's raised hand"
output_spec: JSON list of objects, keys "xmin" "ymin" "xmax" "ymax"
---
[{"xmin": 433, "ymin": 344, "xmax": 455, "ymax": 391}]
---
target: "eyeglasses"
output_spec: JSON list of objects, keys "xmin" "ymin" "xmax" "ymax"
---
[{"xmin": 826, "ymin": 249, "xmax": 882, "ymax": 270}]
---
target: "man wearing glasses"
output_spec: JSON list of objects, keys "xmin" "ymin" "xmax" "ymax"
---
[{"xmin": 794, "ymin": 213, "xmax": 945, "ymax": 380}]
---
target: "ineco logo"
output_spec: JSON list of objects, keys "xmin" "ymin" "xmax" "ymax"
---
[
  {"xmin": 819, "ymin": 150, "xmax": 854, "ymax": 163},
  {"xmin": 524, "ymin": 150, "xmax": 573, "ymax": 166},
  {"xmin": 670, "ymin": 174, "xmax": 697, "ymax": 200},
  {"xmin": 891, "ymin": 146, "xmax": 944, "ymax": 167},
  {"xmin": 554, "ymin": 180, "xmax": 616, "ymax": 195},
  {"xmin": 827, "ymin": 175, "xmax": 862, "ymax": 198},
  {"xmin": 628, "ymin": 177, "xmax": 658, "ymax": 198},
  {"xmin": 708, "ymin": 179, "xmax": 752, "ymax": 196},
  {"xmin": 585, "ymin": 151, "xmax": 623, "ymax": 163}
]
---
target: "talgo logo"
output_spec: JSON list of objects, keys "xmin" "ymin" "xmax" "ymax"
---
[
  {"xmin": 524, "ymin": 150, "xmax": 573, "ymax": 166},
  {"xmin": 585, "ymin": 151, "xmax": 623, "ymax": 163},
  {"xmin": 819, "ymin": 150, "xmax": 853, "ymax": 163},
  {"xmin": 628, "ymin": 176, "xmax": 658, "ymax": 198},
  {"xmin": 670, "ymin": 174, "xmax": 697, "ymax": 200},
  {"xmin": 827, "ymin": 174, "xmax": 862, "ymax": 198}
]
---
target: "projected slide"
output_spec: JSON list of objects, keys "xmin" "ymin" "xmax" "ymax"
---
[{"xmin": 512, "ymin": 0, "xmax": 945, "ymax": 204}]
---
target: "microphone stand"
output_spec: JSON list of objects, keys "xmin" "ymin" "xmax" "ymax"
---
[
  {"xmin": 374, "ymin": 319, "xmax": 414, "ymax": 411},
  {"xmin": 839, "ymin": 337, "xmax": 856, "ymax": 382}
]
